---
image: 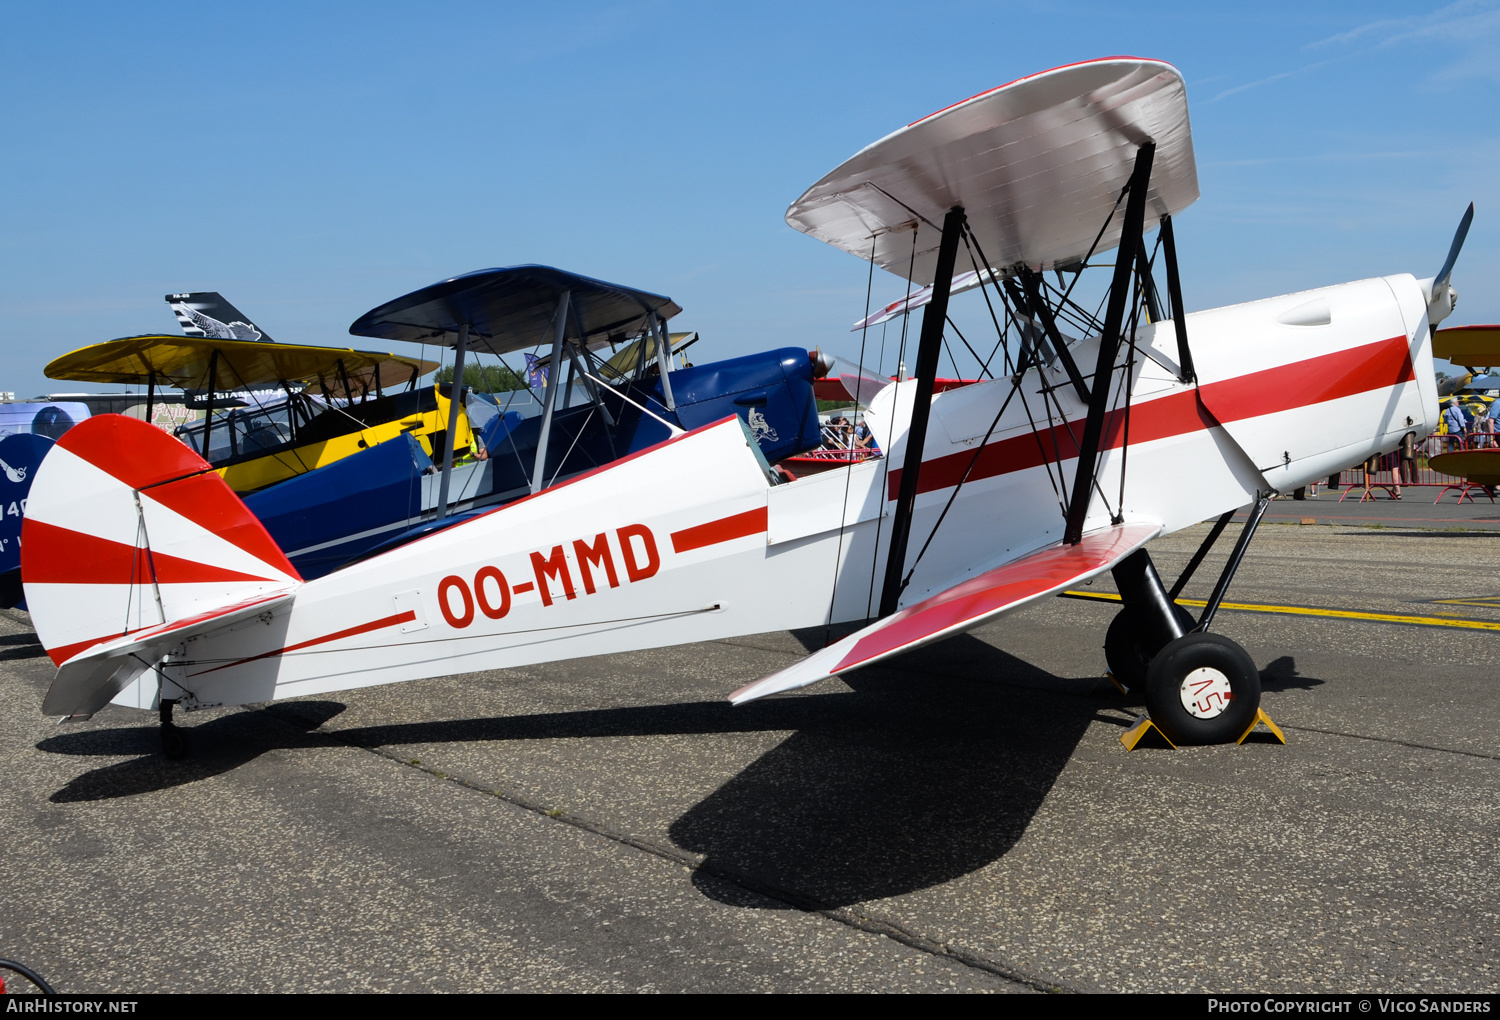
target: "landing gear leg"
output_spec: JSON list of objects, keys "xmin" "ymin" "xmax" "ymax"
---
[
  {"xmin": 159, "ymin": 698, "xmax": 189, "ymax": 760},
  {"xmin": 1104, "ymin": 549, "xmax": 1193, "ymax": 693}
]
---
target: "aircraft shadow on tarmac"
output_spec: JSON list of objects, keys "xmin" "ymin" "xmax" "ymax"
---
[
  {"xmin": 670, "ymin": 640, "xmax": 1097, "ymax": 909},
  {"xmin": 37, "ymin": 701, "xmax": 349, "ymax": 803},
  {"xmin": 33, "ymin": 637, "xmax": 1319, "ymax": 908},
  {"xmin": 0, "ymin": 631, "xmax": 47, "ymax": 662},
  {"xmin": 1260, "ymin": 655, "xmax": 1323, "ymax": 693}
]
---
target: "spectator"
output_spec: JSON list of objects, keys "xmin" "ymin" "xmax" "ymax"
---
[
  {"xmin": 853, "ymin": 418, "xmax": 878, "ymax": 452},
  {"xmin": 1471, "ymin": 403, "xmax": 1494, "ymax": 448},
  {"xmin": 1395, "ymin": 431, "xmax": 1418, "ymax": 498},
  {"xmin": 823, "ymin": 416, "xmax": 852, "ymax": 450},
  {"xmin": 1359, "ymin": 454, "xmax": 1379, "ymax": 499},
  {"xmin": 1443, "ymin": 399, "xmax": 1468, "ymax": 438}
]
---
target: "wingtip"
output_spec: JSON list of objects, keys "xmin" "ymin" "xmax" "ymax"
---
[{"xmin": 726, "ymin": 680, "xmax": 770, "ymax": 706}]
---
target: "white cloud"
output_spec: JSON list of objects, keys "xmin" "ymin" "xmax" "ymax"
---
[
  {"xmin": 1309, "ymin": 0, "xmax": 1500, "ymax": 82},
  {"xmin": 1210, "ymin": 1, "xmax": 1500, "ymax": 104},
  {"xmin": 1208, "ymin": 61, "xmax": 1330, "ymax": 103}
]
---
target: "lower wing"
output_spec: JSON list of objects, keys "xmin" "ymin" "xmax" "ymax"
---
[{"xmin": 729, "ymin": 521, "xmax": 1161, "ymax": 704}]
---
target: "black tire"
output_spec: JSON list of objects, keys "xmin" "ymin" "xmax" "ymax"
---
[
  {"xmin": 160, "ymin": 723, "xmax": 190, "ymax": 760},
  {"xmin": 1103, "ymin": 605, "xmax": 1197, "ymax": 694},
  {"xmin": 1143, "ymin": 632, "xmax": 1261, "ymax": 745},
  {"xmin": 1104, "ymin": 610, "xmax": 1151, "ymax": 693},
  {"xmin": 0, "ymin": 959, "xmax": 56, "ymax": 995}
]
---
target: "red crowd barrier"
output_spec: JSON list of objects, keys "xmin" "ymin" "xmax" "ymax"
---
[{"xmin": 1325, "ymin": 434, "xmax": 1498, "ymax": 503}]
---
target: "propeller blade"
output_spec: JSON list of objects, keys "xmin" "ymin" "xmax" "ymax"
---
[{"xmin": 1435, "ymin": 202, "xmax": 1475, "ymax": 287}]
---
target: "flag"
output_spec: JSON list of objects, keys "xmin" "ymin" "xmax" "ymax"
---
[{"xmin": 524, "ymin": 353, "xmax": 549, "ymax": 389}]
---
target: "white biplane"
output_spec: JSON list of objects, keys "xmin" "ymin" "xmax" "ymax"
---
[{"xmin": 23, "ymin": 58, "xmax": 1469, "ymax": 757}]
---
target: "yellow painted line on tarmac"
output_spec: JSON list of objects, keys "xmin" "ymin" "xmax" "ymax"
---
[
  {"xmin": 1433, "ymin": 596, "xmax": 1500, "ymax": 609},
  {"xmin": 1058, "ymin": 590, "xmax": 1500, "ymax": 631}
]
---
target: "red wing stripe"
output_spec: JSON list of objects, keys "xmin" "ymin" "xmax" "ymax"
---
[
  {"xmin": 889, "ymin": 334, "xmax": 1415, "ymax": 498},
  {"xmin": 670, "ymin": 507, "xmax": 768, "ymax": 554},
  {"xmin": 191, "ymin": 610, "xmax": 417, "ymax": 676},
  {"xmin": 833, "ymin": 526, "xmax": 1149, "ymax": 672},
  {"xmin": 22, "ymin": 519, "xmax": 281, "ymax": 585}
]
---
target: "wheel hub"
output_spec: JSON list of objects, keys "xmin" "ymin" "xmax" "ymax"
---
[{"xmin": 1179, "ymin": 666, "xmax": 1233, "ymax": 719}]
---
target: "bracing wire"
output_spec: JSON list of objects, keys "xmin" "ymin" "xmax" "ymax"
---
[
  {"xmin": 962, "ymin": 221, "xmax": 1071, "ymax": 513},
  {"xmin": 945, "ymin": 316, "xmax": 992, "ymax": 380},
  {"xmin": 545, "ymin": 407, "xmax": 596, "ymax": 489},
  {"xmin": 824, "ymin": 232, "xmax": 880, "ymax": 639},
  {"xmin": 1114, "ymin": 248, "xmax": 1150, "ymax": 519},
  {"xmin": 960, "ymin": 227, "xmax": 1014, "ymax": 376},
  {"xmin": 890, "ymin": 184, "xmax": 1144, "ymax": 570},
  {"xmin": 942, "ymin": 335, "xmax": 963, "ymax": 381},
  {"xmin": 1055, "ymin": 184, "xmax": 1129, "ymax": 312},
  {"xmin": 900, "ymin": 375, "xmax": 1027, "ymax": 589},
  {"xmin": 865, "ymin": 228, "xmax": 920, "ymax": 618},
  {"xmin": 893, "ymin": 228, "xmax": 919, "ymax": 380}
]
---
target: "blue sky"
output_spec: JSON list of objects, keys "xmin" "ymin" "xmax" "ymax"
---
[{"xmin": 1, "ymin": 1, "xmax": 1496, "ymax": 396}]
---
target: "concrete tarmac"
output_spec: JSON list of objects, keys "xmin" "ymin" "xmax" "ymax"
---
[
  {"xmin": 1, "ymin": 515, "xmax": 1497, "ymax": 993},
  {"xmin": 1240, "ymin": 485, "xmax": 1500, "ymax": 532}
]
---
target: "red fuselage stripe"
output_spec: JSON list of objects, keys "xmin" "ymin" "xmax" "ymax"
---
[
  {"xmin": 670, "ymin": 507, "xmax": 768, "ymax": 553},
  {"xmin": 191, "ymin": 610, "xmax": 416, "ymax": 676},
  {"xmin": 887, "ymin": 334, "xmax": 1416, "ymax": 499}
]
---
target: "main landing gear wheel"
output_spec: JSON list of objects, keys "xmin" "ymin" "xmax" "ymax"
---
[
  {"xmin": 1143, "ymin": 632, "xmax": 1261, "ymax": 745},
  {"xmin": 159, "ymin": 700, "xmax": 189, "ymax": 759},
  {"xmin": 160, "ymin": 722, "xmax": 190, "ymax": 760},
  {"xmin": 1103, "ymin": 605, "xmax": 1196, "ymax": 695}
]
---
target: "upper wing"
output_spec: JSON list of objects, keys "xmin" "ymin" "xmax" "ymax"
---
[
  {"xmin": 785, "ymin": 58, "xmax": 1197, "ymax": 286},
  {"xmin": 729, "ymin": 521, "xmax": 1161, "ymax": 705}
]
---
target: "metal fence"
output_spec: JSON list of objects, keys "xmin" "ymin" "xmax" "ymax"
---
[{"xmin": 1325, "ymin": 434, "xmax": 1497, "ymax": 503}]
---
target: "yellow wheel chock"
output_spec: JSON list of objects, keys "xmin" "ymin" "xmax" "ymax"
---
[
  {"xmin": 1235, "ymin": 707, "xmax": 1286, "ymax": 745},
  {"xmin": 1120, "ymin": 714, "xmax": 1176, "ymax": 750},
  {"xmin": 1119, "ymin": 706, "xmax": 1286, "ymax": 751}
]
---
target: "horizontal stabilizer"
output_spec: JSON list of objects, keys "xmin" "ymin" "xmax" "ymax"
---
[
  {"xmin": 42, "ymin": 589, "xmax": 297, "ymax": 718},
  {"xmin": 729, "ymin": 522, "xmax": 1160, "ymax": 705}
]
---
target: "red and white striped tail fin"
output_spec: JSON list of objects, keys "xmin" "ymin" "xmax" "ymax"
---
[{"xmin": 21, "ymin": 415, "xmax": 302, "ymax": 674}]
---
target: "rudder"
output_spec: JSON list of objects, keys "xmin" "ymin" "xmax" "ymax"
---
[{"xmin": 22, "ymin": 414, "xmax": 301, "ymax": 668}]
